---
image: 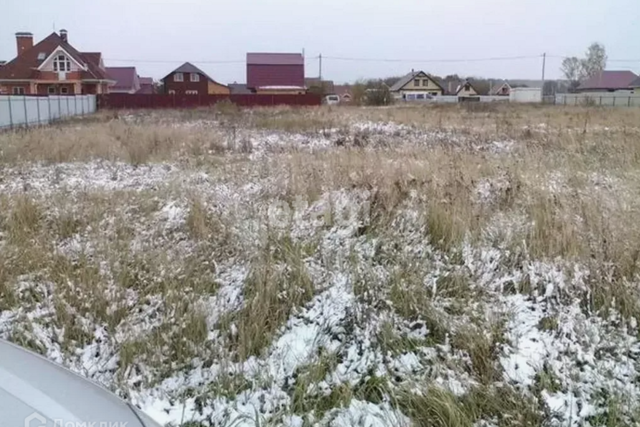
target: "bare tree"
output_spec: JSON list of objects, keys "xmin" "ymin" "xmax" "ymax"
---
[
  {"xmin": 581, "ymin": 42, "xmax": 607, "ymax": 79},
  {"xmin": 561, "ymin": 57, "xmax": 582, "ymax": 82}
]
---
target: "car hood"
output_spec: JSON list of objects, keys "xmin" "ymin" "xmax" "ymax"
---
[{"xmin": 0, "ymin": 339, "xmax": 158, "ymax": 427}]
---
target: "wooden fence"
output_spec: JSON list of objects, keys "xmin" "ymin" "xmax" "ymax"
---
[{"xmin": 97, "ymin": 93, "xmax": 322, "ymax": 109}]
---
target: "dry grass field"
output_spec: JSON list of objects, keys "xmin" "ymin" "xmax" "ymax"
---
[{"xmin": 1, "ymin": 104, "xmax": 640, "ymax": 426}]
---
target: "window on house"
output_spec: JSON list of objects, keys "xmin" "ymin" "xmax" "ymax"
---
[
  {"xmin": 48, "ymin": 86, "xmax": 56, "ymax": 94},
  {"xmin": 185, "ymin": 90, "xmax": 199, "ymax": 95},
  {"xmin": 464, "ymin": 84, "xmax": 471, "ymax": 92},
  {"xmin": 53, "ymin": 54, "xmax": 71, "ymax": 72},
  {"xmin": 416, "ymin": 94, "xmax": 425, "ymax": 99},
  {"xmin": 37, "ymin": 52, "xmax": 46, "ymax": 60},
  {"xmin": 190, "ymin": 73, "xmax": 200, "ymax": 82},
  {"xmin": 174, "ymin": 73, "xmax": 184, "ymax": 82},
  {"xmin": 422, "ymin": 79, "xmax": 429, "ymax": 87},
  {"xmin": 12, "ymin": 87, "xmax": 25, "ymax": 95},
  {"xmin": 60, "ymin": 87, "xmax": 69, "ymax": 94},
  {"xmin": 413, "ymin": 80, "xmax": 420, "ymax": 87},
  {"xmin": 168, "ymin": 90, "xmax": 176, "ymax": 95},
  {"xmin": 430, "ymin": 92, "xmax": 438, "ymax": 96}
]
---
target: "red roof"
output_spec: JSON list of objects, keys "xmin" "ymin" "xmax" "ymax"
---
[
  {"xmin": 247, "ymin": 53, "xmax": 304, "ymax": 65},
  {"xmin": 578, "ymin": 70, "xmax": 638, "ymax": 91},
  {"xmin": 106, "ymin": 67, "xmax": 139, "ymax": 92},
  {"xmin": 0, "ymin": 32, "xmax": 111, "ymax": 81},
  {"xmin": 136, "ymin": 77, "xmax": 154, "ymax": 94}
]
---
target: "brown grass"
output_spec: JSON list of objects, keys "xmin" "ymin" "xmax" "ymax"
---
[{"xmin": 2, "ymin": 104, "xmax": 640, "ymax": 424}]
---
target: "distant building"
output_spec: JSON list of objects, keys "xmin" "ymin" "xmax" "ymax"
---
[
  {"xmin": 247, "ymin": 53, "xmax": 305, "ymax": 94},
  {"xmin": 491, "ymin": 81, "xmax": 512, "ymax": 96},
  {"xmin": 229, "ymin": 83, "xmax": 252, "ymax": 94},
  {"xmin": 0, "ymin": 30, "xmax": 113, "ymax": 95},
  {"xmin": 453, "ymin": 80, "xmax": 479, "ymax": 97},
  {"xmin": 576, "ymin": 70, "xmax": 638, "ymax": 92},
  {"xmin": 106, "ymin": 67, "xmax": 148, "ymax": 94},
  {"xmin": 333, "ymin": 85, "xmax": 353, "ymax": 103},
  {"xmin": 390, "ymin": 71, "xmax": 445, "ymax": 100},
  {"xmin": 162, "ymin": 62, "xmax": 229, "ymax": 96},
  {"xmin": 137, "ymin": 77, "xmax": 154, "ymax": 94}
]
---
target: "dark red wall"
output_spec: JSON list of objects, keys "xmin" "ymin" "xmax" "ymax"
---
[
  {"xmin": 163, "ymin": 72, "xmax": 209, "ymax": 95},
  {"xmin": 247, "ymin": 64, "xmax": 304, "ymax": 88}
]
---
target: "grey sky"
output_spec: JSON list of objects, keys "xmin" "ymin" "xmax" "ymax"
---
[{"xmin": 2, "ymin": 0, "xmax": 639, "ymax": 84}]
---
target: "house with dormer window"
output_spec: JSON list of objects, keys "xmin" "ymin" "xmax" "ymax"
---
[
  {"xmin": 390, "ymin": 71, "xmax": 445, "ymax": 100},
  {"xmin": 0, "ymin": 30, "xmax": 114, "ymax": 95}
]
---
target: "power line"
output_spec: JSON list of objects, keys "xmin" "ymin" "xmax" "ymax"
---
[{"xmin": 321, "ymin": 54, "xmax": 542, "ymax": 63}]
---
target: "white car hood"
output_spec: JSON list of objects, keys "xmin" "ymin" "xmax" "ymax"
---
[{"xmin": 0, "ymin": 339, "xmax": 158, "ymax": 427}]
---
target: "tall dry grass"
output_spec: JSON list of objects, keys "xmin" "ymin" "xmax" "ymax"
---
[{"xmin": 2, "ymin": 104, "xmax": 640, "ymax": 425}]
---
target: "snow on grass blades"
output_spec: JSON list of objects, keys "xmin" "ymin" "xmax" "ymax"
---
[{"xmin": 1, "ymin": 105, "xmax": 640, "ymax": 426}]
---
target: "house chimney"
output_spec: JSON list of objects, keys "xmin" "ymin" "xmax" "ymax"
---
[
  {"xmin": 15, "ymin": 32, "xmax": 33, "ymax": 56},
  {"xmin": 60, "ymin": 29, "xmax": 68, "ymax": 43}
]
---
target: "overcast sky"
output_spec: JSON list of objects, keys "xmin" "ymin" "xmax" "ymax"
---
[{"xmin": 2, "ymin": 0, "xmax": 639, "ymax": 84}]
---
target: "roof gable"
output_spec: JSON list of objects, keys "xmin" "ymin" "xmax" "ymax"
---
[
  {"xmin": 390, "ymin": 71, "xmax": 444, "ymax": 92},
  {"xmin": 0, "ymin": 32, "xmax": 110, "ymax": 81},
  {"xmin": 455, "ymin": 80, "xmax": 479, "ymax": 95},
  {"xmin": 491, "ymin": 81, "xmax": 511, "ymax": 95},
  {"xmin": 106, "ymin": 67, "xmax": 140, "ymax": 91},
  {"xmin": 163, "ymin": 62, "xmax": 227, "ymax": 87},
  {"xmin": 37, "ymin": 46, "xmax": 87, "ymax": 71}
]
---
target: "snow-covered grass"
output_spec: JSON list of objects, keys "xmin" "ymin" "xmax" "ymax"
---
[{"xmin": 1, "ymin": 105, "xmax": 640, "ymax": 426}]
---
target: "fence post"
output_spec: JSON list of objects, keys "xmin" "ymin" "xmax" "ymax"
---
[
  {"xmin": 48, "ymin": 96, "xmax": 52, "ymax": 123},
  {"xmin": 629, "ymin": 97, "xmax": 632, "ymax": 107},
  {"xmin": 613, "ymin": 96, "xmax": 616, "ymax": 107},
  {"xmin": 599, "ymin": 96, "xmax": 602, "ymax": 106},
  {"xmin": 8, "ymin": 96, "xmax": 13, "ymax": 129},
  {"xmin": 37, "ymin": 95, "xmax": 41, "ymax": 125},
  {"xmin": 58, "ymin": 95, "xmax": 62, "ymax": 119},
  {"xmin": 23, "ymin": 95, "xmax": 28, "ymax": 126},
  {"xmin": 66, "ymin": 96, "xmax": 70, "ymax": 117}
]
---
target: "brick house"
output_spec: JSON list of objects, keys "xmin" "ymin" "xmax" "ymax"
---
[
  {"xmin": 0, "ymin": 30, "xmax": 114, "ymax": 95},
  {"xmin": 246, "ymin": 53, "xmax": 305, "ymax": 94},
  {"xmin": 162, "ymin": 62, "xmax": 229, "ymax": 96}
]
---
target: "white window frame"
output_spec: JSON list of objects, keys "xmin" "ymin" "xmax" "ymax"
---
[
  {"xmin": 53, "ymin": 54, "xmax": 71, "ymax": 72},
  {"xmin": 168, "ymin": 90, "xmax": 176, "ymax": 95},
  {"xmin": 185, "ymin": 90, "xmax": 199, "ymax": 95},
  {"xmin": 60, "ymin": 87, "xmax": 69, "ymax": 94},
  {"xmin": 190, "ymin": 73, "xmax": 200, "ymax": 82},
  {"xmin": 174, "ymin": 73, "xmax": 184, "ymax": 82},
  {"xmin": 12, "ymin": 87, "xmax": 25, "ymax": 95},
  {"xmin": 48, "ymin": 86, "xmax": 56, "ymax": 94},
  {"xmin": 37, "ymin": 52, "xmax": 46, "ymax": 60}
]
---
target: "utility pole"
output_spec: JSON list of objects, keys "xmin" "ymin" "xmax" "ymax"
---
[
  {"xmin": 319, "ymin": 54, "xmax": 323, "ymax": 81},
  {"xmin": 541, "ymin": 53, "xmax": 547, "ymax": 98}
]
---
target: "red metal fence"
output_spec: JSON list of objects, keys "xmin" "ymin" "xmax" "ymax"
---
[{"xmin": 97, "ymin": 93, "xmax": 321, "ymax": 109}]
